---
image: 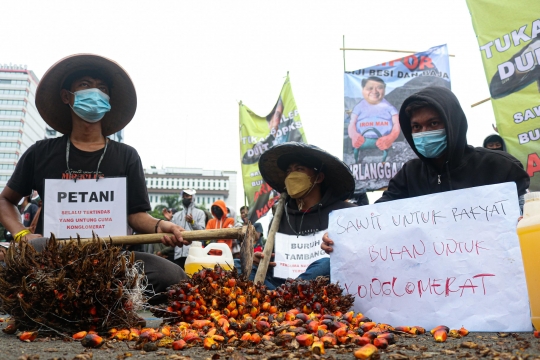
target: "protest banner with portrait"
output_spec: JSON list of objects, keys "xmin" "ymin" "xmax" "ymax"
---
[
  {"xmin": 328, "ymin": 182, "xmax": 531, "ymax": 331},
  {"xmin": 239, "ymin": 75, "xmax": 307, "ymax": 223},
  {"xmin": 466, "ymin": 1, "xmax": 540, "ymax": 191},
  {"xmin": 343, "ymin": 44, "xmax": 451, "ymax": 195}
]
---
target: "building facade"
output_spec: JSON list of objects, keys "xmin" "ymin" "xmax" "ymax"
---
[
  {"xmin": 145, "ymin": 167, "xmax": 237, "ymax": 212},
  {"xmin": 0, "ymin": 64, "xmax": 47, "ymax": 193}
]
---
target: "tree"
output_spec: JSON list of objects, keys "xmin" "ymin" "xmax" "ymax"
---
[{"xmin": 160, "ymin": 194, "xmax": 182, "ymax": 210}]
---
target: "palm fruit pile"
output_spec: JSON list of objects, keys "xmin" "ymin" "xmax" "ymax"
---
[
  {"xmin": 0, "ymin": 235, "xmax": 144, "ymax": 334},
  {"xmin": 151, "ymin": 265, "xmax": 354, "ymax": 324}
]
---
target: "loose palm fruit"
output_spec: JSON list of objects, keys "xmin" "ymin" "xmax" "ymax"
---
[
  {"xmin": 393, "ymin": 326, "xmax": 411, "ymax": 333},
  {"xmin": 240, "ymin": 332, "xmax": 252, "ymax": 342},
  {"xmin": 533, "ymin": 331, "xmax": 539, "ymax": 338},
  {"xmin": 2, "ymin": 322, "xmax": 17, "ymax": 334},
  {"xmin": 354, "ymin": 344, "xmax": 378, "ymax": 359},
  {"xmin": 333, "ymin": 327, "xmax": 348, "ymax": 337},
  {"xmin": 448, "ymin": 329, "xmax": 461, "ymax": 338},
  {"xmin": 172, "ymin": 339, "xmax": 187, "ymax": 350},
  {"xmin": 81, "ymin": 333, "xmax": 104, "ymax": 348},
  {"xmin": 192, "ymin": 320, "xmax": 212, "ymax": 329},
  {"xmin": 433, "ymin": 329, "xmax": 447, "ymax": 342},
  {"xmin": 458, "ymin": 326, "xmax": 469, "ymax": 336},
  {"xmin": 352, "ymin": 335, "xmax": 371, "ymax": 346},
  {"xmin": 203, "ymin": 336, "xmax": 218, "ymax": 350},
  {"xmin": 377, "ymin": 333, "xmax": 395, "ymax": 344},
  {"xmin": 114, "ymin": 329, "xmax": 130, "ymax": 341},
  {"xmin": 184, "ymin": 332, "xmax": 201, "ymax": 343},
  {"xmin": 18, "ymin": 331, "xmax": 38, "ymax": 342},
  {"xmin": 413, "ymin": 326, "xmax": 426, "ymax": 334},
  {"xmin": 256, "ymin": 320, "xmax": 270, "ymax": 333},
  {"xmin": 296, "ymin": 333, "xmax": 314, "ymax": 347},
  {"xmin": 251, "ymin": 333, "xmax": 262, "ymax": 344},
  {"xmin": 430, "ymin": 325, "xmax": 449, "ymax": 335},
  {"xmin": 73, "ymin": 331, "xmax": 88, "ymax": 340},
  {"xmin": 321, "ymin": 333, "xmax": 337, "ymax": 346},
  {"xmin": 312, "ymin": 341, "xmax": 325, "ymax": 355},
  {"xmin": 206, "ymin": 328, "xmax": 217, "ymax": 337},
  {"xmin": 360, "ymin": 322, "xmax": 376, "ymax": 332},
  {"xmin": 373, "ymin": 337, "xmax": 388, "ymax": 349}
]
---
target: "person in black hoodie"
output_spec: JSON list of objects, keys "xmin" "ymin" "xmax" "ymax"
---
[
  {"xmin": 483, "ymin": 134, "xmax": 506, "ymax": 151},
  {"xmin": 252, "ymin": 143, "xmax": 356, "ymax": 289},
  {"xmin": 322, "ymin": 86, "xmax": 530, "ymax": 254}
]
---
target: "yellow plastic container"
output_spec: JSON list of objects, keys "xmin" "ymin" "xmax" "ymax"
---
[
  {"xmin": 517, "ymin": 192, "xmax": 540, "ymax": 330},
  {"xmin": 184, "ymin": 241, "xmax": 233, "ymax": 277}
]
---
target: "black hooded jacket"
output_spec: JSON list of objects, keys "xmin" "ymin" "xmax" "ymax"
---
[
  {"xmin": 278, "ymin": 189, "xmax": 356, "ymax": 236},
  {"xmin": 378, "ymin": 86, "xmax": 529, "ymax": 202},
  {"xmin": 483, "ymin": 134, "xmax": 507, "ymax": 152}
]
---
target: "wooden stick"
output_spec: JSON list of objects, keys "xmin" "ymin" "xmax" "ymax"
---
[
  {"xmin": 63, "ymin": 226, "xmax": 247, "ymax": 246},
  {"xmin": 254, "ymin": 193, "xmax": 287, "ymax": 284},
  {"xmin": 239, "ymin": 223, "xmax": 254, "ymax": 277},
  {"xmin": 471, "ymin": 97, "xmax": 491, "ymax": 108},
  {"xmin": 339, "ymin": 47, "xmax": 456, "ymax": 57}
]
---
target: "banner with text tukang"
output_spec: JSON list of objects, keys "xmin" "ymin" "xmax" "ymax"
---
[
  {"xmin": 343, "ymin": 44, "xmax": 451, "ymax": 195},
  {"xmin": 466, "ymin": 1, "xmax": 540, "ymax": 191},
  {"xmin": 239, "ymin": 75, "xmax": 307, "ymax": 223}
]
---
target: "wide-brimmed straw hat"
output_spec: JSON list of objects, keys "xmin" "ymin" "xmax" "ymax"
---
[
  {"xmin": 259, "ymin": 142, "xmax": 355, "ymax": 200},
  {"xmin": 35, "ymin": 54, "xmax": 137, "ymax": 136}
]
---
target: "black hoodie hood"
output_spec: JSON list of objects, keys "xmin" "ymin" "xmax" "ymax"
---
[
  {"xmin": 483, "ymin": 134, "xmax": 507, "ymax": 152},
  {"xmin": 399, "ymin": 86, "xmax": 468, "ymax": 169}
]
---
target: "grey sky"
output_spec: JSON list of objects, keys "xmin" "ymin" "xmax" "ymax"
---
[{"xmin": 3, "ymin": 0, "xmax": 495, "ymax": 207}]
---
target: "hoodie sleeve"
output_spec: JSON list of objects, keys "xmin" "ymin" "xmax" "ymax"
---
[
  {"xmin": 376, "ymin": 163, "xmax": 412, "ymax": 203},
  {"xmin": 192, "ymin": 210, "xmax": 206, "ymax": 231},
  {"xmin": 504, "ymin": 157, "xmax": 530, "ymax": 197}
]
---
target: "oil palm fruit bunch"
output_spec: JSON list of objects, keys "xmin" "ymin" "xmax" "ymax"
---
[
  {"xmin": 0, "ymin": 235, "xmax": 143, "ymax": 334},
  {"xmin": 268, "ymin": 277, "xmax": 355, "ymax": 315}
]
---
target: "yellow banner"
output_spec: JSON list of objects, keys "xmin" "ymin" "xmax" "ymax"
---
[{"xmin": 467, "ymin": 1, "xmax": 540, "ymax": 190}]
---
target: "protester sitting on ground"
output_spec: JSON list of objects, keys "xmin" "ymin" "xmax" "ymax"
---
[
  {"xmin": 171, "ymin": 189, "xmax": 206, "ymax": 269},
  {"xmin": 206, "ymin": 200, "xmax": 235, "ymax": 250},
  {"xmin": 0, "ymin": 54, "xmax": 190, "ymax": 303},
  {"xmin": 251, "ymin": 142, "xmax": 356, "ymax": 289},
  {"xmin": 322, "ymin": 86, "xmax": 530, "ymax": 255}
]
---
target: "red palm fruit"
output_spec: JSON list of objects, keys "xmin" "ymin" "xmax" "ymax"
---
[
  {"xmin": 172, "ymin": 339, "xmax": 187, "ymax": 350},
  {"xmin": 296, "ymin": 333, "xmax": 314, "ymax": 347},
  {"xmin": 352, "ymin": 335, "xmax": 371, "ymax": 346},
  {"xmin": 161, "ymin": 326, "xmax": 171, "ymax": 337},
  {"xmin": 262, "ymin": 302, "xmax": 271, "ymax": 311},
  {"xmin": 284, "ymin": 311, "xmax": 295, "ymax": 322},
  {"xmin": 240, "ymin": 332, "xmax": 252, "ymax": 341},
  {"xmin": 448, "ymin": 329, "xmax": 461, "ymax": 338},
  {"xmin": 269, "ymin": 306, "xmax": 278, "ymax": 314},
  {"xmin": 262, "ymin": 334, "xmax": 274, "ymax": 342},
  {"xmin": 114, "ymin": 329, "xmax": 130, "ymax": 340},
  {"xmin": 18, "ymin": 331, "xmax": 38, "ymax": 342},
  {"xmin": 81, "ymin": 334, "xmax": 104, "ymax": 348},
  {"xmin": 226, "ymin": 330, "xmax": 236, "ymax": 338},
  {"xmin": 236, "ymin": 295, "xmax": 246, "ymax": 306},
  {"xmin": 73, "ymin": 331, "xmax": 87, "ymax": 340},
  {"xmin": 377, "ymin": 333, "xmax": 395, "ymax": 344},
  {"xmin": 307, "ymin": 321, "xmax": 320, "ymax": 334},
  {"xmin": 184, "ymin": 332, "xmax": 201, "ymax": 343},
  {"xmin": 413, "ymin": 326, "xmax": 426, "ymax": 334},
  {"xmin": 256, "ymin": 321, "xmax": 270, "ymax": 333},
  {"xmin": 251, "ymin": 333, "xmax": 262, "ymax": 344},
  {"xmin": 89, "ymin": 306, "xmax": 97, "ymax": 316},
  {"xmin": 128, "ymin": 331, "xmax": 139, "ymax": 341},
  {"xmin": 228, "ymin": 336, "xmax": 238, "ymax": 343},
  {"xmin": 296, "ymin": 313, "xmax": 310, "ymax": 322},
  {"xmin": 230, "ymin": 309, "xmax": 239, "ymax": 318},
  {"xmin": 228, "ymin": 278, "xmax": 236, "ymax": 287},
  {"xmin": 393, "ymin": 326, "xmax": 411, "ymax": 333},
  {"xmin": 360, "ymin": 322, "xmax": 376, "ymax": 332},
  {"xmin": 302, "ymin": 304, "xmax": 312, "ymax": 314},
  {"xmin": 430, "ymin": 325, "xmax": 449, "ymax": 335},
  {"xmin": 218, "ymin": 318, "xmax": 230, "ymax": 332},
  {"xmin": 211, "ymin": 298, "xmax": 218, "ymax": 309},
  {"xmin": 317, "ymin": 329, "xmax": 328, "ymax": 338},
  {"xmin": 433, "ymin": 329, "xmax": 447, "ymax": 342},
  {"xmin": 373, "ymin": 337, "xmax": 388, "ymax": 349},
  {"xmin": 343, "ymin": 311, "xmax": 354, "ymax": 323},
  {"xmin": 312, "ymin": 302, "xmax": 322, "ymax": 313},
  {"xmin": 321, "ymin": 334, "xmax": 337, "ymax": 346},
  {"xmin": 534, "ymin": 331, "xmax": 539, "ymax": 338},
  {"xmin": 354, "ymin": 344, "xmax": 378, "ymax": 359},
  {"xmin": 312, "ymin": 341, "xmax": 325, "ymax": 355},
  {"xmin": 203, "ymin": 336, "xmax": 218, "ymax": 350},
  {"xmin": 207, "ymin": 328, "xmax": 217, "ymax": 337},
  {"xmin": 364, "ymin": 331, "xmax": 379, "ymax": 340},
  {"xmin": 458, "ymin": 326, "xmax": 469, "ymax": 336},
  {"xmin": 251, "ymin": 298, "xmax": 259, "ymax": 307},
  {"xmin": 333, "ymin": 327, "xmax": 348, "ymax": 338},
  {"xmin": 250, "ymin": 306, "xmax": 259, "ymax": 317},
  {"xmin": 337, "ymin": 336, "xmax": 350, "ymax": 344},
  {"xmin": 227, "ymin": 301, "xmax": 236, "ymax": 311},
  {"xmin": 222, "ymin": 308, "xmax": 231, "ymax": 317}
]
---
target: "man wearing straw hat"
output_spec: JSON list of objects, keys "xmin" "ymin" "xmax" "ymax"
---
[
  {"xmin": 0, "ymin": 54, "xmax": 190, "ymax": 298},
  {"xmin": 251, "ymin": 142, "xmax": 357, "ymax": 289}
]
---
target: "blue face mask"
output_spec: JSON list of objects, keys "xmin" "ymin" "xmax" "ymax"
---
[
  {"xmin": 69, "ymin": 88, "xmax": 111, "ymax": 123},
  {"xmin": 412, "ymin": 129, "xmax": 447, "ymax": 158}
]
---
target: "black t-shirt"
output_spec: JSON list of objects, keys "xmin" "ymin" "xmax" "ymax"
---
[{"xmin": 7, "ymin": 135, "xmax": 150, "ymax": 234}]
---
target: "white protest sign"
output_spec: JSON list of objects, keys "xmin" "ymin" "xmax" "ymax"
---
[
  {"xmin": 44, "ymin": 178, "xmax": 127, "ymax": 239},
  {"xmin": 274, "ymin": 231, "xmax": 329, "ymax": 279},
  {"xmin": 329, "ymin": 182, "xmax": 532, "ymax": 332}
]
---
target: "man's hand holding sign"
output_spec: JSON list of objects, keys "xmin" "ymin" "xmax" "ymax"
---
[{"xmin": 328, "ymin": 182, "xmax": 531, "ymax": 331}]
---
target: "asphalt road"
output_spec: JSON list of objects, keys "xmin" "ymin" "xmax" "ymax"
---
[{"xmin": 1, "ymin": 312, "xmax": 539, "ymax": 360}]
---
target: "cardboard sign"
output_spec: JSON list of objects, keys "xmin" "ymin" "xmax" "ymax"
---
[
  {"xmin": 44, "ymin": 178, "xmax": 127, "ymax": 239},
  {"xmin": 329, "ymin": 183, "xmax": 532, "ymax": 332},
  {"xmin": 274, "ymin": 231, "xmax": 329, "ymax": 279}
]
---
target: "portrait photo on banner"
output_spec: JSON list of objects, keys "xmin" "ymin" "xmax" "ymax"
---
[{"xmin": 343, "ymin": 44, "xmax": 451, "ymax": 195}]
